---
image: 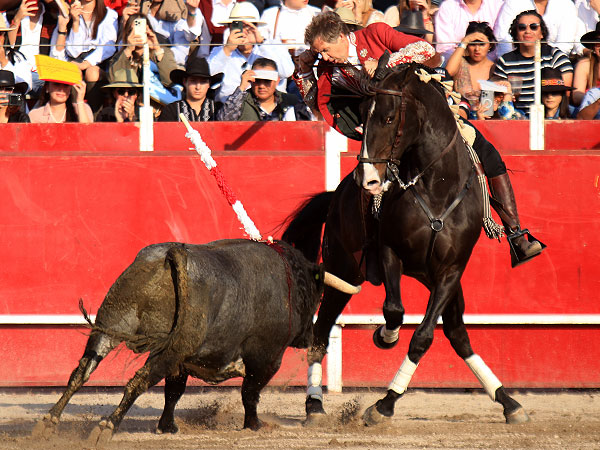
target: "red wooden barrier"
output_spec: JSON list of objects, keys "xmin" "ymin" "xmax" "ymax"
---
[{"xmin": 0, "ymin": 121, "xmax": 599, "ymax": 388}]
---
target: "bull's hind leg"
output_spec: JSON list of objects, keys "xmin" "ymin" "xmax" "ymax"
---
[
  {"xmin": 373, "ymin": 246, "xmax": 404, "ymax": 350},
  {"xmin": 32, "ymin": 332, "xmax": 116, "ymax": 439},
  {"xmin": 441, "ymin": 291, "xmax": 529, "ymax": 424},
  {"xmin": 86, "ymin": 357, "xmax": 171, "ymax": 447},
  {"xmin": 156, "ymin": 372, "xmax": 189, "ymax": 434}
]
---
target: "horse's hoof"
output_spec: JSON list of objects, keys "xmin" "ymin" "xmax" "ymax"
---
[
  {"xmin": 156, "ymin": 422, "xmax": 179, "ymax": 434},
  {"xmin": 362, "ymin": 404, "xmax": 391, "ymax": 426},
  {"xmin": 86, "ymin": 420, "xmax": 114, "ymax": 448},
  {"xmin": 372, "ymin": 325, "xmax": 398, "ymax": 350},
  {"xmin": 305, "ymin": 397, "xmax": 326, "ymax": 415},
  {"xmin": 31, "ymin": 414, "xmax": 58, "ymax": 439},
  {"xmin": 505, "ymin": 406, "xmax": 530, "ymax": 424}
]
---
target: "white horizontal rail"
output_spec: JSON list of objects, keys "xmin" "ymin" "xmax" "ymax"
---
[{"xmin": 1, "ymin": 314, "xmax": 600, "ymax": 326}]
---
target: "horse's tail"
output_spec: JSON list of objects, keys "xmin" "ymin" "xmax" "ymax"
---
[{"xmin": 282, "ymin": 192, "xmax": 333, "ymax": 262}]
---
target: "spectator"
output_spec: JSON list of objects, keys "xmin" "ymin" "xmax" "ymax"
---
[
  {"xmin": 0, "ymin": 69, "xmax": 30, "ymax": 122},
  {"xmin": 260, "ymin": 0, "xmax": 320, "ymax": 53},
  {"xmin": 7, "ymin": 0, "xmax": 57, "ymax": 97},
  {"xmin": 577, "ymin": 84, "xmax": 600, "ymax": 118},
  {"xmin": 50, "ymin": 0, "xmax": 118, "ymax": 108},
  {"xmin": 146, "ymin": 0, "xmax": 211, "ymax": 62},
  {"xmin": 158, "ymin": 55, "xmax": 223, "ymax": 121},
  {"xmin": 540, "ymin": 67, "xmax": 574, "ymax": 119},
  {"xmin": 0, "ymin": 23, "xmax": 33, "ymax": 93},
  {"xmin": 109, "ymin": 14, "xmax": 178, "ymax": 91},
  {"xmin": 335, "ymin": 0, "xmax": 384, "ymax": 28},
  {"xmin": 29, "ymin": 78, "xmax": 94, "ymax": 123},
  {"xmin": 335, "ymin": 6, "xmax": 364, "ymax": 32},
  {"xmin": 434, "ymin": 0, "xmax": 503, "ymax": 62},
  {"xmin": 445, "ymin": 21, "xmax": 495, "ymax": 98},
  {"xmin": 493, "ymin": 10, "xmax": 573, "ymax": 116},
  {"xmin": 95, "ymin": 68, "xmax": 142, "ymax": 121},
  {"xmin": 494, "ymin": 0, "xmax": 580, "ymax": 58},
  {"xmin": 468, "ymin": 78, "xmax": 521, "ymax": 120},
  {"xmin": 198, "ymin": 0, "xmax": 234, "ymax": 45},
  {"xmin": 383, "ymin": 0, "xmax": 435, "ymax": 44},
  {"xmin": 575, "ymin": 0, "xmax": 600, "ymax": 35},
  {"xmin": 573, "ymin": 22, "xmax": 600, "ymax": 106},
  {"xmin": 209, "ymin": 2, "xmax": 294, "ymax": 103},
  {"xmin": 217, "ymin": 57, "xmax": 312, "ymax": 120}
]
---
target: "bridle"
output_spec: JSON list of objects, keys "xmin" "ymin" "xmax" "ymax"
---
[{"xmin": 356, "ymin": 84, "xmax": 458, "ymax": 191}]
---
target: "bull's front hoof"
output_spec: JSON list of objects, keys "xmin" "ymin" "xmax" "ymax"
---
[
  {"xmin": 362, "ymin": 404, "xmax": 391, "ymax": 427},
  {"xmin": 31, "ymin": 414, "xmax": 59, "ymax": 439},
  {"xmin": 86, "ymin": 419, "xmax": 114, "ymax": 448},
  {"xmin": 372, "ymin": 325, "xmax": 398, "ymax": 350},
  {"xmin": 504, "ymin": 406, "xmax": 530, "ymax": 424}
]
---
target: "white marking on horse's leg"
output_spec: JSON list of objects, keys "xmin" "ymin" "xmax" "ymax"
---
[
  {"xmin": 388, "ymin": 355, "xmax": 418, "ymax": 395},
  {"xmin": 307, "ymin": 362, "xmax": 323, "ymax": 401},
  {"xmin": 465, "ymin": 354, "xmax": 502, "ymax": 401},
  {"xmin": 380, "ymin": 325, "xmax": 401, "ymax": 344}
]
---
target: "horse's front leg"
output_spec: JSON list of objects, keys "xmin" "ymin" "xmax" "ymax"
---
[
  {"xmin": 373, "ymin": 245, "xmax": 404, "ymax": 349},
  {"xmin": 363, "ymin": 268, "xmax": 463, "ymax": 425}
]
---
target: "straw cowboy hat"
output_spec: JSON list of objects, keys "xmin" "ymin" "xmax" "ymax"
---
[
  {"xmin": 218, "ymin": 2, "xmax": 266, "ymax": 26},
  {"xmin": 394, "ymin": 9, "xmax": 433, "ymax": 36},
  {"xmin": 170, "ymin": 56, "xmax": 224, "ymax": 87},
  {"xmin": 580, "ymin": 22, "xmax": 600, "ymax": 50},
  {"xmin": 0, "ymin": 70, "xmax": 28, "ymax": 93},
  {"xmin": 103, "ymin": 69, "xmax": 143, "ymax": 89},
  {"xmin": 0, "ymin": 12, "xmax": 16, "ymax": 31},
  {"xmin": 540, "ymin": 68, "xmax": 574, "ymax": 93},
  {"xmin": 334, "ymin": 7, "xmax": 362, "ymax": 27}
]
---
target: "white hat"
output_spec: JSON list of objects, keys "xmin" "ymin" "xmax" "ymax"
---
[
  {"xmin": 219, "ymin": 2, "xmax": 266, "ymax": 26},
  {"xmin": 253, "ymin": 69, "xmax": 279, "ymax": 81}
]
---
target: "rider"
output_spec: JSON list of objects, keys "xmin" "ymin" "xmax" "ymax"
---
[{"xmin": 294, "ymin": 11, "xmax": 542, "ymax": 266}]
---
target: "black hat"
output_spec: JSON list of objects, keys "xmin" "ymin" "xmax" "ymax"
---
[
  {"xmin": 541, "ymin": 68, "xmax": 573, "ymax": 93},
  {"xmin": 580, "ymin": 22, "xmax": 600, "ymax": 50},
  {"xmin": 0, "ymin": 70, "xmax": 28, "ymax": 93},
  {"xmin": 170, "ymin": 57, "xmax": 224, "ymax": 88},
  {"xmin": 394, "ymin": 10, "xmax": 433, "ymax": 36}
]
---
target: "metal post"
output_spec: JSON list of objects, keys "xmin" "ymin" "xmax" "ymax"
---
[
  {"xmin": 326, "ymin": 324, "xmax": 343, "ymax": 393},
  {"xmin": 139, "ymin": 43, "xmax": 154, "ymax": 152},
  {"xmin": 529, "ymin": 40, "xmax": 545, "ymax": 151},
  {"xmin": 325, "ymin": 127, "xmax": 347, "ymax": 191}
]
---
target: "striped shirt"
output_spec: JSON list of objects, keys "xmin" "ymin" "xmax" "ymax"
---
[{"xmin": 493, "ymin": 45, "xmax": 573, "ymax": 115}]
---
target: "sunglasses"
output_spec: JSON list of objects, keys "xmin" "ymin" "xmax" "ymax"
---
[
  {"xmin": 116, "ymin": 88, "xmax": 138, "ymax": 96},
  {"xmin": 517, "ymin": 23, "xmax": 541, "ymax": 32}
]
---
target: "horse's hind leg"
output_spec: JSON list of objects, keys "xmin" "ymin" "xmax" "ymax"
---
[
  {"xmin": 156, "ymin": 372, "xmax": 189, "ymax": 434},
  {"xmin": 32, "ymin": 332, "xmax": 116, "ymax": 439},
  {"xmin": 373, "ymin": 245, "xmax": 404, "ymax": 350},
  {"xmin": 442, "ymin": 288, "xmax": 530, "ymax": 424}
]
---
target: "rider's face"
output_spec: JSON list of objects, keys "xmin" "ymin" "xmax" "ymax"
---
[{"xmin": 311, "ymin": 33, "xmax": 349, "ymax": 64}]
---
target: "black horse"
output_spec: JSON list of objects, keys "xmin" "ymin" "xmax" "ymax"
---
[{"xmin": 283, "ymin": 63, "xmax": 529, "ymax": 425}]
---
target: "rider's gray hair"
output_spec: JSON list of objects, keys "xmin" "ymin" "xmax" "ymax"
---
[{"xmin": 305, "ymin": 11, "xmax": 349, "ymax": 46}]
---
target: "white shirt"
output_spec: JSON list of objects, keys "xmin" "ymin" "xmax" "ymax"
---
[
  {"xmin": 208, "ymin": 40, "xmax": 294, "ymax": 103},
  {"xmin": 575, "ymin": 0, "xmax": 600, "ymax": 33},
  {"xmin": 494, "ymin": 0, "xmax": 580, "ymax": 57},
  {"xmin": 51, "ymin": 8, "xmax": 118, "ymax": 66},
  {"xmin": 148, "ymin": 11, "xmax": 210, "ymax": 65},
  {"xmin": 434, "ymin": 0, "xmax": 505, "ymax": 60},
  {"xmin": 260, "ymin": 4, "xmax": 320, "ymax": 51},
  {"xmin": 17, "ymin": 3, "xmax": 45, "ymax": 69},
  {"xmin": 211, "ymin": 0, "xmax": 236, "ymax": 28}
]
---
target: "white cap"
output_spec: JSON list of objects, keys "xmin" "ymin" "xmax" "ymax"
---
[{"xmin": 253, "ymin": 69, "xmax": 279, "ymax": 81}]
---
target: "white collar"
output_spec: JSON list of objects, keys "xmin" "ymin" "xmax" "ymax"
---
[{"xmin": 347, "ymin": 35, "xmax": 359, "ymax": 65}]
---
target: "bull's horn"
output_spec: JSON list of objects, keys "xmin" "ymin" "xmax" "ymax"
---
[{"xmin": 324, "ymin": 272, "xmax": 361, "ymax": 295}]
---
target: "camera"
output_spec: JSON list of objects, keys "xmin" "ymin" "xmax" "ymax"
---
[
  {"xmin": 7, "ymin": 93, "xmax": 24, "ymax": 107},
  {"xmin": 230, "ymin": 21, "xmax": 244, "ymax": 34}
]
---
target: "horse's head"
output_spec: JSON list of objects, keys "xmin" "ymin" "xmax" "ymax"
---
[{"xmin": 354, "ymin": 62, "xmax": 446, "ymax": 196}]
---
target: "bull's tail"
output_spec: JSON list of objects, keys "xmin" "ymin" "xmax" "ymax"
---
[
  {"xmin": 80, "ymin": 244, "xmax": 202, "ymax": 361},
  {"xmin": 281, "ymin": 192, "xmax": 333, "ymax": 263}
]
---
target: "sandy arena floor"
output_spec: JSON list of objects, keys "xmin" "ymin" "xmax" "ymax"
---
[{"xmin": 0, "ymin": 387, "xmax": 599, "ymax": 449}]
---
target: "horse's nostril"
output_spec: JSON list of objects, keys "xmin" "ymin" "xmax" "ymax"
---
[{"xmin": 367, "ymin": 180, "xmax": 379, "ymax": 186}]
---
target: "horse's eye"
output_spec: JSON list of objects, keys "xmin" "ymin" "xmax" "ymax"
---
[{"xmin": 385, "ymin": 117, "xmax": 394, "ymax": 125}]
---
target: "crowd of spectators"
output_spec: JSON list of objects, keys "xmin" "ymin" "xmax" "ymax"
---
[{"xmin": 1, "ymin": 0, "xmax": 600, "ymax": 123}]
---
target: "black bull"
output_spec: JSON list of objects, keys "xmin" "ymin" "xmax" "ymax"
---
[{"xmin": 32, "ymin": 239, "xmax": 357, "ymax": 445}]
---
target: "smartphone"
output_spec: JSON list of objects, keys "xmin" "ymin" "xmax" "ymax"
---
[
  {"xmin": 133, "ymin": 17, "xmax": 147, "ymax": 44},
  {"xmin": 480, "ymin": 90, "xmax": 494, "ymax": 118},
  {"xmin": 230, "ymin": 21, "xmax": 244, "ymax": 34}
]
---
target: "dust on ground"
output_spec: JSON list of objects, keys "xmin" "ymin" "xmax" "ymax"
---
[{"xmin": 0, "ymin": 387, "xmax": 599, "ymax": 449}]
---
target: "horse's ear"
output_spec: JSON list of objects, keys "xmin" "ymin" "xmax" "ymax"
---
[{"xmin": 373, "ymin": 50, "xmax": 391, "ymax": 81}]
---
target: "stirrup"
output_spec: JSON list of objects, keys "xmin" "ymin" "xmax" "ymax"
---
[{"xmin": 507, "ymin": 228, "xmax": 546, "ymax": 268}]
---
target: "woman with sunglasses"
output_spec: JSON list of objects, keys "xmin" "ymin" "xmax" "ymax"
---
[
  {"xmin": 95, "ymin": 68, "xmax": 141, "ymax": 122},
  {"xmin": 492, "ymin": 10, "xmax": 572, "ymax": 117},
  {"xmin": 446, "ymin": 21, "xmax": 497, "ymax": 100}
]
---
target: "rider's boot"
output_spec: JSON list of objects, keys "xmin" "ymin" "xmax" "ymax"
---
[{"xmin": 488, "ymin": 173, "xmax": 543, "ymax": 263}]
